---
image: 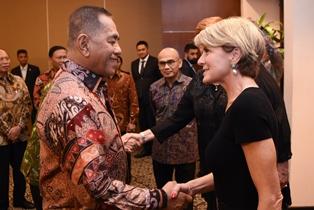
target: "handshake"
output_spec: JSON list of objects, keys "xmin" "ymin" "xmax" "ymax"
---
[
  {"xmin": 121, "ymin": 131, "xmax": 153, "ymax": 153},
  {"xmin": 161, "ymin": 181, "xmax": 195, "ymax": 209},
  {"xmin": 122, "ymin": 131, "xmax": 196, "ymax": 209}
]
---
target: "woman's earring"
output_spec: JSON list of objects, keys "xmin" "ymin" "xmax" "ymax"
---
[{"xmin": 231, "ymin": 63, "xmax": 238, "ymax": 75}]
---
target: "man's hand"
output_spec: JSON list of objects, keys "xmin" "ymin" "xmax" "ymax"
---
[
  {"xmin": 162, "ymin": 181, "xmax": 193, "ymax": 210},
  {"xmin": 121, "ymin": 133, "xmax": 143, "ymax": 153},
  {"xmin": 277, "ymin": 161, "xmax": 289, "ymax": 188},
  {"xmin": 7, "ymin": 125, "xmax": 22, "ymax": 142}
]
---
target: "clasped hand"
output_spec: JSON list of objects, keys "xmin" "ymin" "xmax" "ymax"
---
[
  {"xmin": 162, "ymin": 181, "xmax": 193, "ymax": 209},
  {"xmin": 121, "ymin": 133, "xmax": 143, "ymax": 153}
]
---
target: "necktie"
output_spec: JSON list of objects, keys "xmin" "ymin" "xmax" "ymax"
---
[{"xmin": 139, "ymin": 60, "xmax": 145, "ymax": 74}]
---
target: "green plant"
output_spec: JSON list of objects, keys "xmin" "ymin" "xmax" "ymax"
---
[{"xmin": 256, "ymin": 13, "xmax": 284, "ymax": 56}]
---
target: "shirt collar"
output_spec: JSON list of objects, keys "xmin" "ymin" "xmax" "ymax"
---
[
  {"xmin": 20, "ymin": 64, "xmax": 28, "ymax": 71},
  {"xmin": 63, "ymin": 59, "xmax": 103, "ymax": 92},
  {"xmin": 160, "ymin": 72, "xmax": 184, "ymax": 87},
  {"xmin": 140, "ymin": 54, "xmax": 149, "ymax": 63},
  {"xmin": 111, "ymin": 69, "xmax": 122, "ymax": 79}
]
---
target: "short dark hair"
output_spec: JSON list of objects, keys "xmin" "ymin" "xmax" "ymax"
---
[
  {"xmin": 17, "ymin": 49, "xmax": 28, "ymax": 56},
  {"xmin": 136, "ymin": 40, "xmax": 148, "ymax": 48},
  {"xmin": 184, "ymin": 43, "xmax": 198, "ymax": 53},
  {"xmin": 49, "ymin": 46, "xmax": 66, "ymax": 58},
  {"xmin": 68, "ymin": 6, "xmax": 112, "ymax": 47}
]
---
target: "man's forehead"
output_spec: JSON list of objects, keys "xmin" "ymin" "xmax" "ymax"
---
[
  {"xmin": 0, "ymin": 49, "xmax": 8, "ymax": 57},
  {"xmin": 137, "ymin": 45, "xmax": 147, "ymax": 50},
  {"xmin": 188, "ymin": 49, "xmax": 198, "ymax": 53},
  {"xmin": 159, "ymin": 53, "xmax": 178, "ymax": 61},
  {"xmin": 99, "ymin": 15, "xmax": 119, "ymax": 37}
]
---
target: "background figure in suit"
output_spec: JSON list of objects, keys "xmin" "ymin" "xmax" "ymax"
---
[
  {"xmin": 131, "ymin": 40, "xmax": 162, "ymax": 157},
  {"xmin": 181, "ymin": 43, "xmax": 199, "ymax": 78},
  {"xmin": 11, "ymin": 49, "xmax": 40, "ymax": 123}
]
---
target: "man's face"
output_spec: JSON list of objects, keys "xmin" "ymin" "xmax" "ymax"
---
[
  {"xmin": 50, "ymin": 49, "xmax": 67, "ymax": 70},
  {"xmin": 158, "ymin": 48, "xmax": 181, "ymax": 80},
  {"xmin": 17, "ymin": 52, "xmax": 28, "ymax": 66},
  {"xmin": 88, "ymin": 15, "xmax": 121, "ymax": 77},
  {"xmin": 186, "ymin": 48, "xmax": 199, "ymax": 64},
  {"xmin": 0, "ymin": 49, "xmax": 11, "ymax": 75},
  {"xmin": 136, "ymin": 44, "xmax": 148, "ymax": 59}
]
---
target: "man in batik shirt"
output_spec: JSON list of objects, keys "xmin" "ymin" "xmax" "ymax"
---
[
  {"xmin": 33, "ymin": 46, "xmax": 67, "ymax": 109},
  {"xmin": 36, "ymin": 6, "xmax": 191, "ymax": 210},
  {"xmin": 150, "ymin": 48, "xmax": 198, "ymax": 210},
  {"xmin": 0, "ymin": 49, "xmax": 34, "ymax": 209}
]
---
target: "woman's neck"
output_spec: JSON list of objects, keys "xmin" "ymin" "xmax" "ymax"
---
[{"xmin": 221, "ymin": 74, "xmax": 258, "ymax": 110}]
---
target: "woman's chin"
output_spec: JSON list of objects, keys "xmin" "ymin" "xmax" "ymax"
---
[{"xmin": 202, "ymin": 76, "xmax": 213, "ymax": 85}]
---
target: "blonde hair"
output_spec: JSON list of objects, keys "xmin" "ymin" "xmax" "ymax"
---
[{"xmin": 194, "ymin": 17, "xmax": 265, "ymax": 78}]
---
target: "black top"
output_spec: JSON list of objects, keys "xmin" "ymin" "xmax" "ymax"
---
[
  {"xmin": 205, "ymin": 87, "xmax": 277, "ymax": 210},
  {"xmin": 151, "ymin": 70, "xmax": 227, "ymax": 174},
  {"xmin": 151, "ymin": 66, "xmax": 291, "ymax": 166}
]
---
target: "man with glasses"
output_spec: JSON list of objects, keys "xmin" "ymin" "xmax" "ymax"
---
[{"xmin": 149, "ymin": 48, "xmax": 198, "ymax": 210}]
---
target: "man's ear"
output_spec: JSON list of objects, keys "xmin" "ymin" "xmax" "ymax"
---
[
  {"xmin": 231, "ymin": 47, "xmax": 242, "ymax": 64},
  {"xmin": 178, "ymin": 58, "xmax": 183, "ymax": 68},
  {"xmin": 76, "ymin": 34, "xmax": 90, "ymax": 57}
]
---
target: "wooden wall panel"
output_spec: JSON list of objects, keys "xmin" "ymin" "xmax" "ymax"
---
[
  {"xmin": 161, "ymin": 0, "xmax": 240, "ymax": 57},
  {"xmin": 0, "ymin": 0, "xmax": 48, "ymax": 71},
  {"xmin": 106, "ymin": 0, "xmax": 162, "ymax": 72}
]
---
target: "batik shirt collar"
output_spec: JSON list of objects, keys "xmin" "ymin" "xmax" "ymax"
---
[
  {"xmin": 160, "ymin": 72, "xmax": 185, "ymax": 87},
  {"xmin": 63, "ymin": 59, "xmax": 104, "ymax": 92}
]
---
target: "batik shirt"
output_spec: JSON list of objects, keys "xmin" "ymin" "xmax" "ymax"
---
[
  {"xmin": 33, "ymin": 67, "xmax": 59, "ymax": 109},
  {"xmin": 37, "ymin": 60, "xmax": 162, "ymax": 210},
  {"xmin": 107, "ymin": 69, "xmax": 139, "ymax": 133},
  {"xmin": 0, "ymin": 73, "xmax": 32, "ymax": 146},
  {"xmin": 150, "ymin": 73, "xmax": 198, "ymax": 164}
]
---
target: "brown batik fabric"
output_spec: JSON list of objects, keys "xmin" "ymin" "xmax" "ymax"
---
[
  {"xmin": 107, "ymin": 69, "xmax": 139, "ymax": 133},
  {"xmin": 33, "ymin": 67, "xmax": 59, "ymax": 109},
  {"xmin": 0, "ymin": 73, "xmax": 32, "ymax": 145},
  {"xmin": 37, "ymin": 60, "xmax": 162, "ymax": 210}
]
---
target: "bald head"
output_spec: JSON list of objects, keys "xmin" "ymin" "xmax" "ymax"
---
[
  {"xmin": 157, "ymin": 48, "xmax": 182, "ymax": 82},
  {"xmin": 158, "ymin": 47, "xmax": 180, "ymax": 59},
  {"xmin": 0, "ymin": 49, "xmax": 11, "ymax": 75},
  {"xmin": 195, "ymin": 16, "xmax": 222, "ymax": 35}
]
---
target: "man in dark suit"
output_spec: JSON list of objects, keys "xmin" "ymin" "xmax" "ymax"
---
[
  {"xmin": 131, "ymin": 40, "xmax": 162, "ymax": 157},
  {"xmin": 181, "ymin": 43, "xmax": 199, "ymax": 78},
  {"xmin": 11, "ymin": 49, "xmax": 40, "ymax": 123}
]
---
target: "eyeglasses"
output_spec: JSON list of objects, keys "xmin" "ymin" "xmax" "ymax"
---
[{"xmin": 158, "ymin": 59, "xmax": 178, "ymax": 68}]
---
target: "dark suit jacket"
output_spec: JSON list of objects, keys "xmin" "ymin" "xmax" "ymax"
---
[
  {"xmin": 181, "ymin": 59, "xmax": 196, "ymax": 78},
  {"xmin": 11, "ymin": 64, "xmax": 40, "ymax": 122},
  {"xmin": 131, "ymin": 55, "xmax": 162, "ymax": 130}
]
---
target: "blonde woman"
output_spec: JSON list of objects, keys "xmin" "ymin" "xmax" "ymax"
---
[{"xmin": 171, "ymin": 17, "xmax": 283, "ymax": 210}]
